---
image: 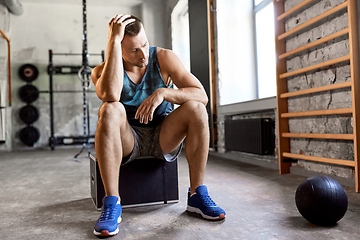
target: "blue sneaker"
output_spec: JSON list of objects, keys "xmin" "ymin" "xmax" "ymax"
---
[
  {"xmin": 94, "ymin": 196, "xmax": 122, "ymax": 237},
  {"xmin": 187, "ymin": 185, "xmax": 226, "ymax": 220}
]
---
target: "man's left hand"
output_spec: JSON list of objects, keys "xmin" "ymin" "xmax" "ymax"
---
[{"xmin": 135, "ymin": 89, "xmax": 164, "ymax": 124}]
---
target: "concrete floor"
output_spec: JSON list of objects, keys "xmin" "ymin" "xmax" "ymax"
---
[{"xmin": 1, "ymin": 148, "xmax": 360, "ymax": 240}]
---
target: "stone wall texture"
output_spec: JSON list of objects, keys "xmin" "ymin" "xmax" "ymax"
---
[{"xmin": 284, "ymin": 0, "xmax": 354, "ymax": 177}]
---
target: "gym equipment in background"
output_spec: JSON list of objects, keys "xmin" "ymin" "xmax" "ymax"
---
[
  {"xmin": 274, "ymin": 0, "xmax": 360, "ymax": 192},
  {"xmin": 73, "ymin": 0, "xmax": 92, "ymax": 161},
  {"xmin": 46, "ymin": 51, "xmax": 104, "ymax": 151},
  {"xmin": 19, "ymin": 126, "xmax": 40, "ymax": 147},
  {"xmin": 19, "ymin": 105, "xmax": 39, "ymax": 124},
  {"xmin": 18, "ymin": 85, "xmax": 39, "ymax": 103},
  {"xmin": 18, "ymin": 63, "xmax": 40, "ymax": 146},
  {"xmin": 46, "ymin": 0, "xmax": 104, "ymax": 158},
  {"xmin": 18, "ymin": 64, "xmax": 39, "ymax": 82},
  {"xmin": 295, "ymin": 175, "xmax": 348, "ymax": 226}
]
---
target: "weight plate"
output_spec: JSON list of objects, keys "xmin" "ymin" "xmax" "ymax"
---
[
  {"xmin": 19, "ymin": 126, "xmax": 40, "ymax": 146},
  {"xmin": 19, "ymin": 85, "xmax": 39, "ymax": 103},
  {"xmin": 19, "ymin": 105, "xmax": 39, "ymax": 124},
  {"xmin": 18, "ymin": 64, "xmax": 39, "ymax": 82}
]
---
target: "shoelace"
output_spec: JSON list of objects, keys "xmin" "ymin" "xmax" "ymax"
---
[
  {"xmin": 200, "ymin": 195, "xmax": 217, "ymax": 207},
  {"xmin": 100, "ymin": 205, "xmax": 117, "ymax": 221}
]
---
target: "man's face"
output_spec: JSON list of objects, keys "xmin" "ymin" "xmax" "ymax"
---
[{"xmin": 122, "ymin": 27, "xmax": 149, "ymax": 68}]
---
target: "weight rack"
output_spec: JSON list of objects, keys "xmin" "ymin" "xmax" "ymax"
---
[{"xmin": 46, "ymin": 50, "xmax": 104, "ymax": 150}]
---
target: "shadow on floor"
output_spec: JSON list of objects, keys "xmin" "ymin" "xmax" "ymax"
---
[{"xmin": 34, "ymin": 198, "xmax": 99, "ymax": 239}]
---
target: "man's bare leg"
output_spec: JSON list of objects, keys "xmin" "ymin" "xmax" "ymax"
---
[
  {"xmin": 159, "ymin": 101, "xmax": 225, "ymax": 220},
  {"xmin": 95, "ymin": 102, "xmax": 134, "ymax": 200},
  {"xmin": 159, "ymin": 100, "xmax": 209, "ymax": 194},
  {"xmin": 94, "ymin": 102, "xmax": 135, "ymax": 236}
]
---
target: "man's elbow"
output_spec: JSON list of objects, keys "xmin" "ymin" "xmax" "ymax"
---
[{"xmin": 202, "ymin": 94, "xmax": 209, "ymax": 106}]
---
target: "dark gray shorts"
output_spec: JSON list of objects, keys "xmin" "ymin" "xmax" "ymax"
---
[{"xmin": 122, "ymin": 121, "xmax": 183, "ymax": 165}]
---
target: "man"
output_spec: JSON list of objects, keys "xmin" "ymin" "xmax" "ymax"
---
[{"xmin": 92, "ymin": 14, "xmax": 225, "ymax": 237}]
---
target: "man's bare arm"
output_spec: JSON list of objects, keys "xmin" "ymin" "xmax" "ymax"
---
[
  {"xmin": 159, "ymin": 49, "xmax": 208, "ymax": 106},
  {"xmin": 135, "ymin": 48, "xmax": 208, "ymax": 124},
  {"xmin": 91, "ymin": 14, "xmax": 135, "ymax": 102}
]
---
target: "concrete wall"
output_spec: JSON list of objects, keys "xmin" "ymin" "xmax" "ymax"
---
[
  {"xmin": 165, "ymin": 0, "xmax": 180, "ymax": 49},
  {"xmin": 141, "ymin": 0, "xmax": 169, "ymax": 49},
  {"xmin": 0, "ymin": 0, "xmax": 172, "ymax": 150}
]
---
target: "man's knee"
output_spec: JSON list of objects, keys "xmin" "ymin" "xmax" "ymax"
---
[
  {"xmin": 182, "ymin": 101, "xmax": 208, "ymax": 122},
  {"xmin": 98, "ymin": 102, "xmax": 127, "ymax": 123}
]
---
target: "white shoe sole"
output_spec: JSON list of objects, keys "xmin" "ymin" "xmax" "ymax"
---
[
  {"xmin": 93, "ymin": 216, "xmax": 122, "ymax": 236},
  {"xmin": 187, "ymin": 206, "xmax": 226, "ymax": 220}
]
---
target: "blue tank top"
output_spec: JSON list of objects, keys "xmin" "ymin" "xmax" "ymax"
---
[{"xmin": 120, "ymin": 46, "xmax": 173, "ymax": 127}]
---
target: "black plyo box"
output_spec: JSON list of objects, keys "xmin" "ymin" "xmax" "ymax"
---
[{"xmin": 89, "ymin": 154, "xmax": 179, "ymax": 209}]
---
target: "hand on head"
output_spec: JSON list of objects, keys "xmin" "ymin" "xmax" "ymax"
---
[{"xmin": 108, "ymin": 14, "xmax": 136, "ymax": 42}]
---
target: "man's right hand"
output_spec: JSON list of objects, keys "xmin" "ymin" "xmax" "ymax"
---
[
  {"xmin": 108, "ymin": 14, "xmax": 135, "ymax": 42},
  {"xmin": 93, "ymin": 14, "xmax": 134, "ymax": 102}
]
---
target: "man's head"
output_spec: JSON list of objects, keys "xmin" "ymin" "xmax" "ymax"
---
[
  {"xmin": 124, "ymin": 15, "xmax": 142, "ymax": 37},
  {"xmin": 122, "ymin": 15, "xmax": 149, "ymax": 68}
]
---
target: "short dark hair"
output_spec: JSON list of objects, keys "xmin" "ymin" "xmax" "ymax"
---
[{"xmin": 124, "ymin": 15, "xmax": 142, "ymax": 37}]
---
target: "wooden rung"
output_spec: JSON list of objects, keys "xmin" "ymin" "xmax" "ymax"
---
[
  {"xmin": 279, "ymin": 55, "xmax": 350, "ymax": 79},
  {"xmin": 281, "ymin": 108, "xmax": 353, "ymax": 118},
  {"xmin": 278, "ymin": 2, "xmax": 348, "ymax": 40},
  {"xmin": 279, "ymin": 28, "xmax": 349, "ymax": 59},
  {"xmin": 277, "ymin": 0, "xmax": 314, "ymax": 21},
  {"xmin": 283, "ymin": 152, "xmax": 356, "ymax": 167},
  {"xmin": 280, "ymin": 81, "xmax": 351, "ymax": 98},
  {"xmin": 282, "ymin": 132, "xmax": 354, "ymax": 140}
]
